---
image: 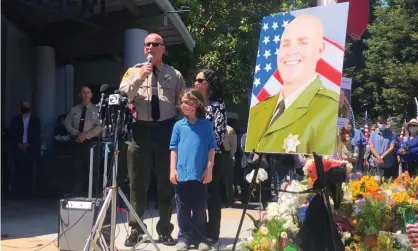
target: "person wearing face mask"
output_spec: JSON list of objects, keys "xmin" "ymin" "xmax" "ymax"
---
[
  {"xmin": 345, "ymin": 121, "xmax": 367, "ymax": 171},
  {"xmin": 10, "ymin": 100, "xmax": 41, "ymax": 198},
  {"xmin": 369, "ymin": 116, "xmax": 397, "ymax": 178},
  {"xmin": 397, "ymin": 119, "xmax": 418, "ymax": 176}
]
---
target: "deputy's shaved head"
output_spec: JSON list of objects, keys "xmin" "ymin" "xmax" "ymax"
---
[{"xmin": 277, "ymin": 14, "xmax": 325, "ymax": 89}]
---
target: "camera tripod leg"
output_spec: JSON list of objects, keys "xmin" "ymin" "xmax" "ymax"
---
[
  {"xmin": 83, "ymin": 191, "xmax": 112, "ymax": 251},
  {"xmin": 118, "ymin": 189, "xmax": 161, "ymax": 251}
]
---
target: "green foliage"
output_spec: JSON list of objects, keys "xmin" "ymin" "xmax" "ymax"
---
[
  {"xmin": 346, "ymin": 0, "xmax": 418, "ymax": 123},
  {"xmin": 354, "ymin": 197, "xmax": 387, "ymax": 235},
  {"xmin": 168, "ymin": 0, "xmax": 315, "ymax": 103}
]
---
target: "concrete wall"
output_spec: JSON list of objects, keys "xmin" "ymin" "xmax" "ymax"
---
[{"xmin": 3, "ymin": 16, "xmax": 36, "ymax": 127}]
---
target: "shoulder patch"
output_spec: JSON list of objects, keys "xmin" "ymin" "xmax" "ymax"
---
[{"xmin": 123, "ymin": 69, "xmax": 131, "ymax": 78}]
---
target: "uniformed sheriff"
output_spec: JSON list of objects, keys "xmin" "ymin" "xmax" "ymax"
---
[
  {"xmin": 119, "ymin": 33, "xmax": 185, "ymax": 247},
  {"xmin": 246, "ymin": 14, "xmax": 339, "ymax": 155},
  {"xmin": 64, "ymin": 85, "xmax": 101, "ymax": 195}
]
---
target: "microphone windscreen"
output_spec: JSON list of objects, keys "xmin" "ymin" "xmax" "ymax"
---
[
  {"xmin": 147, "ymin": 55, "xmax": 153, "ymax": 63},
  {"xmin": 119, "ymin": 91, "xmax": 128, "ymax": 98},
  {"xmin": 100, "ymin": 84, "xmax": 109, "ymax": 92}
]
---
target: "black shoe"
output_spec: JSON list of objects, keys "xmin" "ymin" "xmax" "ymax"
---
[
  {"xmin": 159, "ymin": 234, "xmax": 175, "ymax": 246},
  {"xmin": 124, "ymin": 229, "xmax": 143, "ymax": 247}
]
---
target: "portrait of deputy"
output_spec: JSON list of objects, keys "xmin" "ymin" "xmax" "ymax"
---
[{"xmin": 246, "ymin": 14, "xmax": 339, "ymax": 155}]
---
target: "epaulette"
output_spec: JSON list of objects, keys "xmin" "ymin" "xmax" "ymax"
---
[{"xmin": 316, "ymin": 88, "xmax": 339, "ymax": 102}]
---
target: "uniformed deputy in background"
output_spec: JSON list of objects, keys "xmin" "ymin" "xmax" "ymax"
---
[
  {"xmin": 222, "ymin": 125, "xmax": 237, "ymax": 206},
  {"xmin": 64, "ymin": 85, "xmax": 101, "ymax": 195},
  {"xmin": 119, "ymin": 33, "xmax": 185, "ymax": 247}
]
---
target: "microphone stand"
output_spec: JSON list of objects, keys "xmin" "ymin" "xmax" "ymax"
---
[{"xmin": 83, "ymin": 102, "xmax": 160, "ymax": 251}]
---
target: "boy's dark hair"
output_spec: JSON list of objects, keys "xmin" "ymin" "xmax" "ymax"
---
[{"xmin": 179, "ymin": 88, "xmax": 207, "ymax": 119}]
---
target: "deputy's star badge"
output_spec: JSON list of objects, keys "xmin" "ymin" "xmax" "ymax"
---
[{"xmin": 283, "ymin": 134, "xmax": 300, "ymax": 153}]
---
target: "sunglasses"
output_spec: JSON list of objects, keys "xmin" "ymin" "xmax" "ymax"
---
[
  {"xmin": 144, "ymin": 42, "xmax": 163, "ymax": 47},
  {"xmin": 195, "ymin": 78, "xmax": 206, "ymax": 83}
]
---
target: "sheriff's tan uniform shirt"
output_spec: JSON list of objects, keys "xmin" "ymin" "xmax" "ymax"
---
[
  {"xmin": 223, "ymin": 125, "xmax": 237, "ymax": 158},
  {"xmin": 64, "ymin": 103, "xmax": 101, "ymax": 139},
  {"xmin": 119, "ymin": 62, "xmax": 186, "ymax": 122}
]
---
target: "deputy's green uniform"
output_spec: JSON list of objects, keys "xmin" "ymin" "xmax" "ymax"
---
[{"xmin": 245, "ymin": 77, "xmax": 339, "ymax": 155}]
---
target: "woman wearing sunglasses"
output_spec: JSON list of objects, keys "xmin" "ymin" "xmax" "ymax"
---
[{"xmin": 194, "ymin": 69, "xmax": 227, "ymax": 244}]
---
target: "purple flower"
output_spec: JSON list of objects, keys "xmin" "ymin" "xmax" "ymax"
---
[{"xmin": 354, "ymin": 199, "xmax": 365, "ymax": 215}]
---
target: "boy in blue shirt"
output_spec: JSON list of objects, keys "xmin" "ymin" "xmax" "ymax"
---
[{"xmin": 169, "ymin": 88, "xmax": 216, "ymax": 251}]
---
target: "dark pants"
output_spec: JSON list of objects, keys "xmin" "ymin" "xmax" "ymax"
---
[
  {"xmin": 220, "ymin": 152, "xmax": 234, "ymax": 206},
  {"xmin": 206, "ymin": 152, "xmax": 224, "ymax": 241},
  {"xmin": 402, "ymin": 162, "xmax": 418, "ymax": 176},
  {"xmin": 11, "ymin": 147, "xmax": 38, "ymax": 197},
  {"xmin": 379, "ymin": 165, "xmax": 396, "ymax": 179},
  {"xmin": 175, "ymin": 181, "xmax": 207, "ymax": 244},
  {"xmin": 72, "ymin": 140, "xmax": 100, "ymax": 195},
  {"xmin": 130, "ymin": 120, "xmax": 175, "ymax": 235}
]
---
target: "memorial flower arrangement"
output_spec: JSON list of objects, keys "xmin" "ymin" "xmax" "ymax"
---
[{"xmin": 241, "ymin": 181, "xmax": 308, "ymax": 251}]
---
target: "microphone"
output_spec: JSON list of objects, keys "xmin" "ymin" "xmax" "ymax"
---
[
  {"xmin": 97, "ymin": 84, "xmax": 109, "ymax": 116},
  {"xmin": 100, "ymin": 84, "xmax": 109, "ymax": 93},
  {"xmin": 147, "ymin": 55, "xmax": 153, "ymax": 63}
]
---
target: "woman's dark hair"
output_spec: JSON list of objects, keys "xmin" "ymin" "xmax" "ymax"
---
[
  {"xmin": 179, "ymin": 88, "xmax": 207, "ymax": 119},
  {"xmin": 201, "ymin": 69, "xmax": 223, "ymax": 101}
]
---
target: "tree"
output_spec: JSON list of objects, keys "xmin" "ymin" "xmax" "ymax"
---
[
  {"xmin": 167, "ymin": 0, "xmax": 314, "ymax": 103},
  {"xmin": 348, "ymin": 0, "xmax": 418, "ymax": 121}
]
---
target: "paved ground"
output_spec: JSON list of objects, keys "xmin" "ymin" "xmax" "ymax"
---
[{"xmin": 1, "ymin": 199, "xmax": 261, "ymax": 251}]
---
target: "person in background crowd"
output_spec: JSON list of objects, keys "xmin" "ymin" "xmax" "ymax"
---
[
  {"xmin": 2, "ymin": 127, "xmax": 10, "ymax": 197},
  {"xmin": 339, "ymin": 131, "xmax": 358, "ymax": 166},
  {"xmin": 233, "ymin": 127, "xmax": 246, "ymax": 199},
  {"xmin": 64, "ymin": 86, "xmax": 101, "ymax": 195},
  {"xmin": 346, "ymin": 121, "xmax": 366, "ymax": 171},
  {"xmin": 169, "ymin": 88, "xmax": 216, "ymax": 251},
  {"xmin": 369, "ymin": 116, "xmax": 397, "ymax": 178},
  {"xmin": 397, "ymin": 119, "xmax": 418, "ymax": 176},
  {"xmin": 10, "ymin": 100, "xmax": 41, "ymax": 198},
  {"xmin": 221, "ymin": 124, "xmax": 237, "ymax": 207},
  {"xmin": 194, "ymin": 69, "xmax": 227, "ymax": 243},
  {"xmin": 119, "ymin": 33, "xmax": 185, "ymax": 246}
]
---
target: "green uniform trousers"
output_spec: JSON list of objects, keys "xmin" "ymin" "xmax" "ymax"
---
[{"xmin": 129, "ymin": 119, "xmax": 175, "ymax": 235}]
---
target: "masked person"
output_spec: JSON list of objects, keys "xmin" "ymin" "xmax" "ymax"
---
[
  {"xmin": 397, "ymin": 119, "xmax": 418, "ymax": 176},
  {"xmin": 10, "ymin": 100, "xmax": 41, "ymax": 198},
  {"xmin": 119, "ymin": 33, "xmax": 186, "ymax": 246},
  {"xmin": 369, "ymin": 116, "xmax": 397, "ymax": 178}
]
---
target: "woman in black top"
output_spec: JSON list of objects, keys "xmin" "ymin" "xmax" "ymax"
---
[{"xmin": 195, "ymin": 69, "xmax": 227, "ymax": 243}]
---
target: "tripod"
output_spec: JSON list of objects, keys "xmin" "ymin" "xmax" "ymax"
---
[{"xmin": 83, "ymin": 108, "xmax": 160, "ymax": 251}]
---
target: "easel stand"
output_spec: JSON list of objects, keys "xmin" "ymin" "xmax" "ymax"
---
[
  {"xmin": 231, "ymin": 152, "xmax": 338, "ymax": 251},
  {"xmin": 83, "ymin": 110, "xmax": 160, "ymax": 251}
]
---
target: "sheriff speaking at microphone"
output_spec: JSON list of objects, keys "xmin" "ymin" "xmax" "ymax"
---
[{"xmin": 119, "ymin": 33, "xmax": 185, "ymax": 247}]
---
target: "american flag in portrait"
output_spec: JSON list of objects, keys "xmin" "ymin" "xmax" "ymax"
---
[{"xmin": 250, "ymin": 12, "xmax": 345, "ymax": 107}]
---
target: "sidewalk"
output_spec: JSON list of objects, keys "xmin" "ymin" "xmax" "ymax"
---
[{"xmin": 1, "ymin": 200, "xmax": 260, "ymax": 251}]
